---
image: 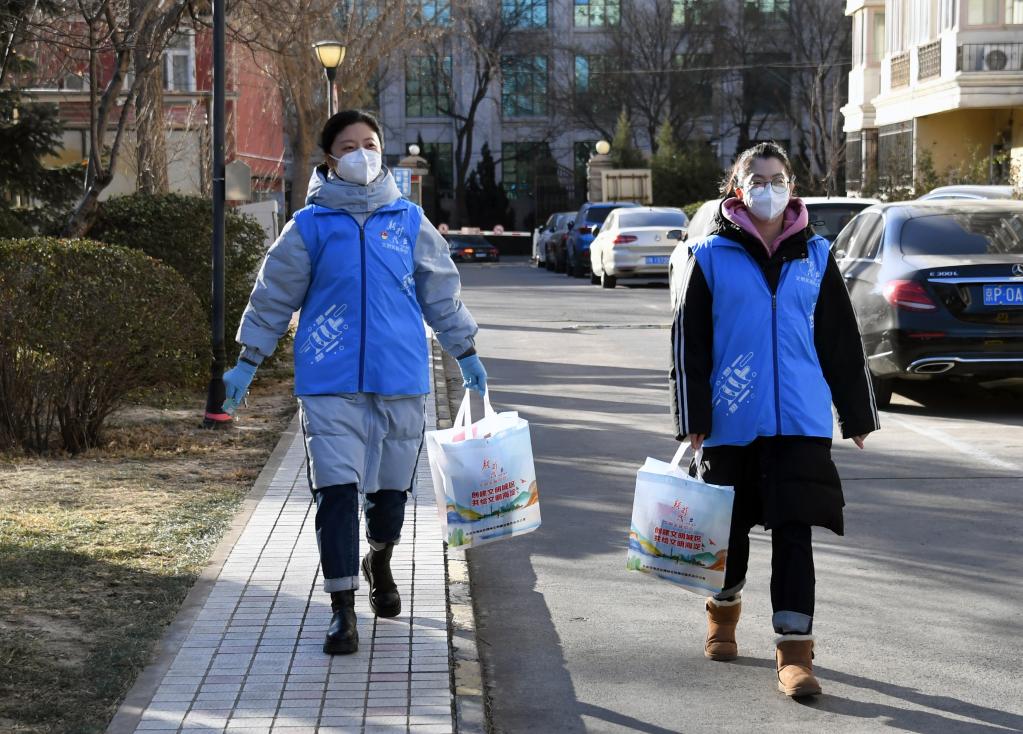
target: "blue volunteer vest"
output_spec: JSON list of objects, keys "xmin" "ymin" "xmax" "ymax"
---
[
  {"xmin": 692, "ymin": 234, "xmax": 834, "ymax": 447},
  {"xmin": 291, "ymin": 198, "xmax": 429, "ymax": 396}
]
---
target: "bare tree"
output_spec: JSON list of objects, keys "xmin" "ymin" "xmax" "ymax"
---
[
  {"xmin": 231, "ymin": 0, "xmax": 426, "ymax": 213},
  {"xmin": 412, "ymin": 0, "xmax": 548, "ymax": 226},
  {"xmin": 783, "ymin": 0, "xmax": 850, "ymax": 194}
]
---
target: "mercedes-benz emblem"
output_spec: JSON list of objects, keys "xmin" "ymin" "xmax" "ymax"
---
[{"xmin": 1013, "ymin": 263, "xmax": 1023, "ymax": 277}]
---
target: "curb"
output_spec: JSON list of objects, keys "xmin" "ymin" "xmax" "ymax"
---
[
  {"xmin": 431, "ymin": 340, "xmax": 489, "ymax": 734},
  {"xmin": 105, "ymin": 412, "xmax": 301, "ymax": 734}
]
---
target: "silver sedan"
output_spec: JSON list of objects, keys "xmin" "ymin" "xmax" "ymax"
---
[{"xmin": 589, "ymin": 207, "xmax": 688, "ymax": 289}]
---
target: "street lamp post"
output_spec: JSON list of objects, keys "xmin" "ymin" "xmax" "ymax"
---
[
  {"xmin": 312, "ymin": 41, "xmax": 345, "ymax": 118},
  {"xmin": 202, "ymin": 0, "xmax": 229, "ymax": 428}
]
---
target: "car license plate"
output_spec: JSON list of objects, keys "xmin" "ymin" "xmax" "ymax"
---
[
  {"xmin": 983, "ymin": 284, "xmax": 1023, "ymax": 307},
  {"xmin": 476, "ymin": 252, "xmax": 487, "ymax": 258},
  {"xmin": 646, "ymin": 256, "xmax": 669, "ymax": 265}
]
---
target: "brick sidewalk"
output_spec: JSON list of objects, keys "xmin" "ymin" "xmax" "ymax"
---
[{"xmin": 113, "ymin": 393, "xmax": 455, "ymax": 734}]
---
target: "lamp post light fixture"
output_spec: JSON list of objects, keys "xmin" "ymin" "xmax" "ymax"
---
[
  {"xmin": 408, "ymin": 144, "xmax": 421, "ymax": 156},
  {"xmin": 313, "ymin": 41, "xmax": 346, "ymax": 118},
  {"xmin": 595, "ymin": 140, "xmax": 611, "ymax": 156}
]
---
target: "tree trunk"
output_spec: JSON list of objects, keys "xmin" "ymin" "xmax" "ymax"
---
[
  {"xmin": 289, "ymin": 123, "xmax": 316, "ymax": 215},
  {"xmin": 135, "ymin": 56, "xmax": 169, "ymax": 194},
  {"xmin": 62, "ymin": 179, "xmax": 107, "ymax": 237}
]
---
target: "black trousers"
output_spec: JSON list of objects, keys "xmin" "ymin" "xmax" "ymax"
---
[
  {"xmin": 312, "ymin": 482, "xmax": 408, "ymax": 593},
  {"xmin": 701, "ymin": 441, "xmax": 817, "ymax": 635}
]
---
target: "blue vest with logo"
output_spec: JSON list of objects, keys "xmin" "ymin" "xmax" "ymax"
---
[
  {"xmin": 291, "ymin": 198, "xmax": 429, "ymax": 396},
  {"xmin": 692, "ymin": 234, "xmax": 834, "ymax": 447}
]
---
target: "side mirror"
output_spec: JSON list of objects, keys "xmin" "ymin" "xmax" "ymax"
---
[
  {"xmin": 667, "ymin": 229, "xmax": 683, "ymax": 240},
  {"xmin": 834, "ymin": 249, "xmax": 847, "ymax": 259},
  {"xmin": 591, "ymin": 225, "xmax": 600, "ymax": 237},
  {"xmin": 567, "ymin": 221, "xmax": 575, "ymax": 230}
]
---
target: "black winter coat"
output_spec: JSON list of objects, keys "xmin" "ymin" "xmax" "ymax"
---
[{"xmin": 669, "ymin": 205, "xmax": 880, "ymax": 535}]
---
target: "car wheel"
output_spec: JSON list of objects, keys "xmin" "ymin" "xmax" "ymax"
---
[
  {"xmin": 601, "ymin": 271, "xmax": 617, "ymax": 289},
  {"xmin": 590, "ymin": 271, "xmax": 600, "ymax": 285},
  {"xmin": 871, "ymin": 374, "xmax": 893, "ymax": 409},
  {"xmin": 566, "ymin": 254, "xmax": 576, "ymax": 277}
]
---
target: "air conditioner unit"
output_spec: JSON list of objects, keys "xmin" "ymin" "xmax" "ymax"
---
[{"xmin": 979, "ymin": 44, "xmax": 1020, "ymax": 72}]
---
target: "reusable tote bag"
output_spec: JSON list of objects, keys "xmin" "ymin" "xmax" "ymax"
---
[
  {"xmin": 626, "ymin": 442, "xmax": 734, "ymax": 594},
  {"xmin": 425, "ymin": 391, "xmax": 541, "ymax": 548}
]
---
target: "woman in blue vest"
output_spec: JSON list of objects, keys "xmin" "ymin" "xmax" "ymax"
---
[
  {"xmin": 670, "ymin": 142, "xmax": 879, "ymax": 698},
  {"xmin": 221, "ymin": 110, "xmax": 486, "ymax": 655}
]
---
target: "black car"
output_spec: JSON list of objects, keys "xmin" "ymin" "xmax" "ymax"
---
[
  {"xmin": 447, "ymin": 234, "xmax": 499, "ymax": 263},
  {"xmin": 834, "ymin": 200, "xmax": 1023, "ymax": 407}
]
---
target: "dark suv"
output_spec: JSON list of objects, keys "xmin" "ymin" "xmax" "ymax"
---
[{"xmin": 564, "ymin": 201, "xmax": 641, "ymax": 278}]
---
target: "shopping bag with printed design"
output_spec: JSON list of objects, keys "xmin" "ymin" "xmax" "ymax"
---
[
  {"xmin": 425, "ymin": 391, "xmax": 541, "ymax": 548},
  {"xmin": 626, "ymin": 442, "xmax": 734, "ymax": 594}
]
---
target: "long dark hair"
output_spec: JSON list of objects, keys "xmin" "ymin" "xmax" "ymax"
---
[
  {"xmin": 319, "ymin": 109, "xmax": 383, "ymax": 167},
  {"xmin": 720, "ymin": 141, "xmax": 795, "ymax": 198}
]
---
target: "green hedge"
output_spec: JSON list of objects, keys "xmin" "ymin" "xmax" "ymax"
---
[
  {"xmin": 89, "ymin": 193, "xmax": 267, "ymax": 344},
  {"xmin": 0, "ymin": 237, "xmax": 205, "ymax": 453},
  {"xmin": 683, "ymin": 200, "xmax": 709, "ymax": 220}
]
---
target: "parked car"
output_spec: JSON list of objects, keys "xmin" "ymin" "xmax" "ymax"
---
[
  {"xmin": 919, "ymin": 184, "xmax": 1015, "ymax": 201},
  {"xmin": 564, "ymin": 201, "xmax": 642, "ymax": 278},
  {"xmin": 447, "ymin": 234, "xmax": 499, "ymax": 263},
  {"xmin": 533, "ymin": 211, "xmax": 575, "ymax": 270},
  {"xmin": 588, "ymin": 207, "xmax": 688, "ymax": 288},
  {"xmin": 802, "ymin": 196, "xmax": 879, "ymax": 243},
  {"xmin": 834, "ymin": 199, "xmax": 1023, "ymax": 407}
]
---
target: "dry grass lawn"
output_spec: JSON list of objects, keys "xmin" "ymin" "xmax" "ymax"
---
[{"xmin": 0, "ymin": 366, "xmax": 297, "ymax": 733}]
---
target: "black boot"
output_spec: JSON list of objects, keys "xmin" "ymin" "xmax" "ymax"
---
[
  {"xmin": 323, "ymin": 590, "xmax": 358, "ymax": 655},
  {"xmin": 361, "ymin": 543, "xmax": 401, "ymax": 617}
]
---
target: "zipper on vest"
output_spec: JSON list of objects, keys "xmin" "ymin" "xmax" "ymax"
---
[
  {"xmin": 772, "ymin": 292, "xmax": 781, "ymax": 435},
  {"xmin": 358, "ymin": 223, "xmax": 367, "ymax": 392}
]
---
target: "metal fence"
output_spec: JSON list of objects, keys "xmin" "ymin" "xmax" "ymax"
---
[
  {"xmin": 918, "ymin": 40, "xmax": 942, "ymax": 80},
  {"xmin": 957, "ymin": 43, "xmax": 1023, "ymax": 72},
  {"xmin": 891, "ymin": 52, "xmax": 911, "ymax": 88}
]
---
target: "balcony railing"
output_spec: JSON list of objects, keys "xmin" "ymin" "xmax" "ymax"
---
[
  {"xmin": 957, "ymin": 43, "xmax": 1023, "ymax": 73},
  {"xmin": 891, "ymin": 52, "xmax": 910, "ymax": 88},
  {"xmin": 917, "ymin": 39, "xmax": 941, "ymax": 80}
]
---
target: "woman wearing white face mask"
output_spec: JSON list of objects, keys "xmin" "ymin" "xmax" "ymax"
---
[
  {"xmin": 670, "ymin": 142, "xmax": 879, "ymax": 698},
  {"xmin": 220, "ymin": 110, "xmax": 487, "ymax": 656}
]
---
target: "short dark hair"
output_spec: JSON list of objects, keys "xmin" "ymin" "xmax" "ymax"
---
[
  {"xmin": 720, "ymin": 141, "xmax": 795, "ymax": 197},
  {"xmin": 319, "ymin": 109, "xmax": 383, "ymax": 154}
]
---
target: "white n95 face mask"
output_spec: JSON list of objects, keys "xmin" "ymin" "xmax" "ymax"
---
[
  {"xmin": 330, "ymin": 148, "xmax": 382, "ymax": 185},
  {"xmin": 746, "ymin": 184, "xmax": 790, "ymax": 222}
]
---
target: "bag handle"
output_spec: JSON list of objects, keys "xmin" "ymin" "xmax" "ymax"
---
[
  {"xmin": 670, "ymin": 440, "xmax": 705, "ymax": 481},
  {"xmin": 453, "ymin": 389, "xmax": 498, "ymax": 439}
]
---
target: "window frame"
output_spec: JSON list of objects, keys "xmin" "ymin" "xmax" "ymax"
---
[
  {"xmin": 501, "ymin": 55, "xmax": 549, "ymax": 118},
  {"xmin": 405, "ymin": 55, "xmax": 452, "ymax": 119},
  {"xmin": 163, "ymin": 31, "xmax": 196, "ymax": 93},
  {"xmin": 573, "ymin": 0, "xmax": 621, "ymax": 27}
]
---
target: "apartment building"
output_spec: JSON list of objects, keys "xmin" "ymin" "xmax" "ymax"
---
[
  {"xmin": 375, "ymin": 0, "xmax": 799, "ymax": 228},
  {"xmin": 843, "ymin": 0, "xmax": 1023, "ymax": 194}
]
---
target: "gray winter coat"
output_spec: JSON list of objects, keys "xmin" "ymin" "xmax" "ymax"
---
[{"xmin": 235, "ymin": 166, "xmax": 477, "ymax": 491}]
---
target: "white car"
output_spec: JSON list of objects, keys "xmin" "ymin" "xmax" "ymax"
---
[{"xmin": 588, "ymin": 207, "xmax": 688, "ymax": 289}]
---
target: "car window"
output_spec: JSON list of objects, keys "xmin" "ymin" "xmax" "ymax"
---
[
  {"xmin": 808, "ymin": 204, "xmax": 871, "ymax": 242},
  {"xmin": 619, "ymin": 211, "xmax": 688, "ymax": 228},
  {"xmin": 900, "ymin": 211, "xmax": 1023, "ymax": 255},
  {"xmin": 831, "ymin": 215, "xmax": 861, "ymax": 258},
  {"xmin": 585, "ymin": 206, "xmax": 616, "ymax": 224},
  {"xmin": 845, "ymin": 212, "xmax": 883, "ymax": 260}
]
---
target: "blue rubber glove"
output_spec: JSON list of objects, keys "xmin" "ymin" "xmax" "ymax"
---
[
  {"xmin": 457, "ymin": 353, "xmax": 487, "ymax": 396},
  {"xmin": 222, "ymin": 359, "xmax": 258, "ymax": 415}
]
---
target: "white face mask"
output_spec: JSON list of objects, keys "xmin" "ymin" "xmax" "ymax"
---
[
  {"xmin": 329, "ymin": 147, "xmax": 382, "ymax": 185},
  {"xmin": 744, "ymin": 183, "xmax": 790, "ymax": 222}
]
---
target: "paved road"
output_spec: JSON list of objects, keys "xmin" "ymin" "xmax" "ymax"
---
[{"xmin": 455, "ymin": 259, "xmax": 1023, "ymax": 734}]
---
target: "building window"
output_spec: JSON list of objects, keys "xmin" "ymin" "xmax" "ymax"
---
[
  {"xmin": 878, "ymin": 121, "xmax": 913, "ymax": 189},
  {"xmin": 846, "ymin": 131, "xmax": 863, "ymax": 191},
  {"xmin": 966, "ymin": 0, "xmax": 999, "ymax": 24},
  {"xmin": 671, "ymin": 0, "xmax": 710, "ymax": 24},
  {"xmin": 409, "ymin": 0, "xmax": 451, "ymax": 25},
  {"xmin": 163, "ymin": 32, "xmax": 195, "ymax": 92},
  {"xmin": 503, "ymin": 0, "xmax": 548, "ymax": 27},
  {"xmin": 502, "ymin": 142, "xmax": 546, "ymax": 198},
  {"xmin": 871, "ymin": 12, "xmax": 886, "ymax": 65},
  {"xmin": 1007, "ymin": 0, "xmax": 1023, "ymax": 23},
  {"xmin": 574, "ymin": 0, "xmax": 620, "ymax": 27},
  {"xmin": 574, "ymin": 55, "xmax": 614, "ymax": 92},
  {"xmin": 501, "ymin": 56, "xmax": 548, "ymax": 117},
  {"xmin": 406, "ymin": 56, "xmax": 451, "ymax": 118},
  {"xmin": 744, "ymin": 54, "xmax": 790, "ymax": 115},
  {"xmin": 745, "ymin": 0, "xmax": 789, "ymax": 21},
  {"xmin": 414, "ymin": 142, "xmax": 454, "ymax": 193}
]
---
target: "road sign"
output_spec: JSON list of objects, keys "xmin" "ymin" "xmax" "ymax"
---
[
  {"xmin": 493, "ymin": 224, "xmax": 505, "ymax": 235},
  {"xmin": 438, "ymin": 222, "xmax": 449, "ymax": 235}
]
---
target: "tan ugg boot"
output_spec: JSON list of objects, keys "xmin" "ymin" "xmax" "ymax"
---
[
  {"xmin": 775, "ymin": 635, "xmax": 822, "ymax": 697},
  {"xmin": 704, "ymin": 597, "xmax": 741, "ymax": 661}
]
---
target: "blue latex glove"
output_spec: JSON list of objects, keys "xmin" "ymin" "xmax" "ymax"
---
[
  {"xmin": 457, "ymin": 353, "xmax": 487, "ymax": 396},
  {"xmin": 222, "ymin": 360, "xmax": 258, "ymax": 415}
]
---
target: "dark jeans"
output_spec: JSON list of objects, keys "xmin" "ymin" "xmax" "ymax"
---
[
  {"xmin": 312, "ymin": 482, "xmax": 408, "ymax": 593},
  {"xmin": 716, "ymin": 519, "xmax": 815, "ymax": 635}
]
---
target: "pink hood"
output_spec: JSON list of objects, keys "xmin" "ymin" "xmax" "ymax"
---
[{"xmin": 722, "ymin": 197, "xmax": 809, "ymax": 256}]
